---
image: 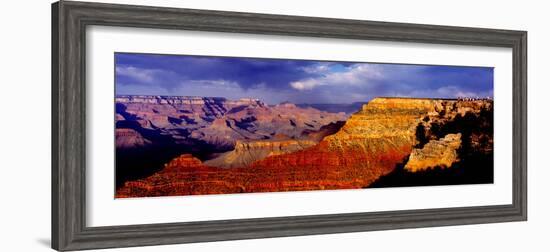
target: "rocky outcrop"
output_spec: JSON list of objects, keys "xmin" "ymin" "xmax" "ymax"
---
[
  {"xmin": 404, "ymin": 133, "xmax": 462, "ymax": 172},
  {"xmin": 204, "ymin": 139, "xmax": 317, "ymax": 168},
  {"xmin": 115, "ymin": 128, "xmax": 151, "ymax": 149},
  {"xmin": 163, "ymin": 154, "xmax": 208, "ymax": 170}
]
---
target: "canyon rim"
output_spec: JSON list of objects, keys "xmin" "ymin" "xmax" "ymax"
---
[{"xmin": 114, "ymin": 53, "xmax": 494, "ymax": 198}]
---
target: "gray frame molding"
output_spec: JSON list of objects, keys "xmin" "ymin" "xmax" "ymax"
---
[{"xmin": 52, "ymin": 1, "xmax": 527, "ymax": 251}]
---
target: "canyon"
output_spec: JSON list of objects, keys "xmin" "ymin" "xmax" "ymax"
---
[
  {"xmin": 115, "ymin": 95, "xmax": 347, "ymax": 186},
  {"xmin": 116, "ymin": 97, "xmax": 494, "ymax": 198},
  {"xmin": 116, "ymin": 95, "xmax": 347, "ymax": 149}
]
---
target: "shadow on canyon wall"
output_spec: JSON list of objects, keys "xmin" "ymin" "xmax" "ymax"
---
[
  {"xmin": 115, "ymin": 105, "xmax": 232, "ymax": 188},
  {"xmin": 369, "ymin": 109, "xmax": 494, "ymax": 188}
]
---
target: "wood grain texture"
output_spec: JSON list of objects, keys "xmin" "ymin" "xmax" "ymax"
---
[{"xmin": 51, "ymin": 1, "xmax": 528, "ymax": 251}]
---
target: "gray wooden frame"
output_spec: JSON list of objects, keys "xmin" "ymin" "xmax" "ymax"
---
[{"xmin": 52, "ymin": 1, "xmax": 527, "ymax": 251}]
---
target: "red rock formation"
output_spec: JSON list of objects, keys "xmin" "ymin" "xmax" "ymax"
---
[{"xmin": 404, "ymin": 133, "xmax": 462, "ymax": 172}]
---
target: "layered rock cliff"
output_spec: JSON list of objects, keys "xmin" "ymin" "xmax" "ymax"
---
[
  {"xmin": 204, "ymin": 139, "xmax": 317, "ymax": 168},
  {"xmin": 240, "ymin": 98, "xmax": 441, "ymax": 188},
  {"xmin": 404, "ymin": 133, "xmax": 462, "ymax": 172}
]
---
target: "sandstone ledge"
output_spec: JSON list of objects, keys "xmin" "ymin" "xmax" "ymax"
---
[{"xmin": 405, "ymin": 133, "xmax": 462, "ymax": 172}]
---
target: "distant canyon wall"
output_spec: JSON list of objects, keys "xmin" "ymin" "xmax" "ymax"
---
[{"xmin": 116, "ymin": 95, "xmax": 347, "ymax": 150}]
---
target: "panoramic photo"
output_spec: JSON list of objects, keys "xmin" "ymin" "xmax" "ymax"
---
[{"xmin": 114, "ymin": 52, "xmax": 494, "ymax": 198}]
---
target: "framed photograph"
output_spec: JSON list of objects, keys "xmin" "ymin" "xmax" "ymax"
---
[{"xmin": 52, "ymin": 1, "xmax": 527, "ymax": 251}]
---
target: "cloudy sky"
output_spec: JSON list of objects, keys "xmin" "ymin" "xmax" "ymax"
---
[{"xmin": 115, "ymin": 52, "xmax": 493, "ymax": 105}]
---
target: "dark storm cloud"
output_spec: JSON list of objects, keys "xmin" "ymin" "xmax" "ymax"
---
[
  {"xmin": 116, "ymin": 53, "xmax": 320, "ymax": 91},
  {"xmin": 115, "ymin": 52, "xmax": 493, "ymax": 104}
]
